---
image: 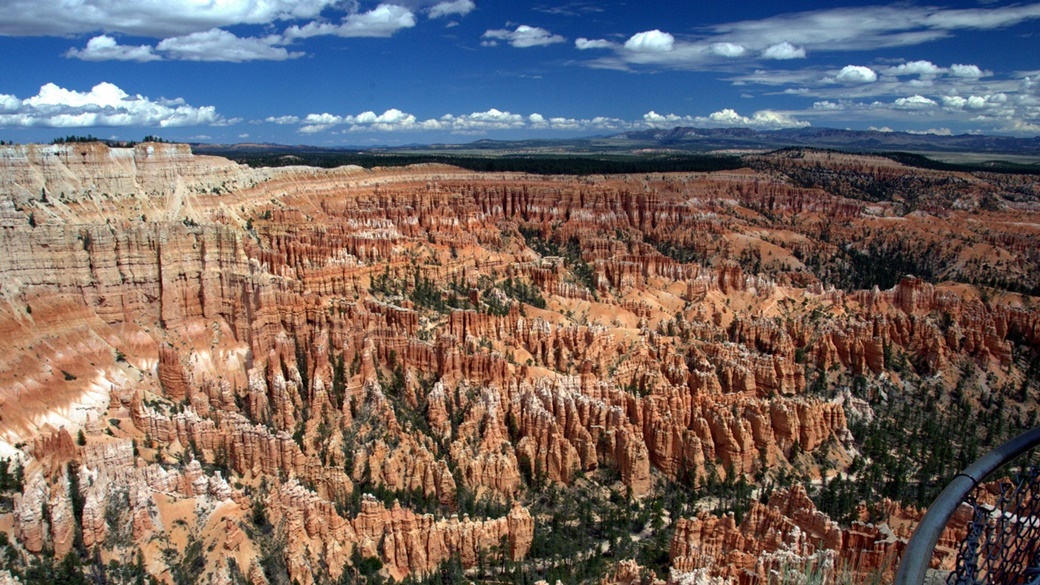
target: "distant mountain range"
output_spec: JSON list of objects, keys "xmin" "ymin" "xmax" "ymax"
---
[
  {"xmin": 192, "ymin": 126, "xmax": 1040, "ymax": 159},
  {"xmin": 614, "ymin": 127, "xmax": 1040, "ymax": 156}
]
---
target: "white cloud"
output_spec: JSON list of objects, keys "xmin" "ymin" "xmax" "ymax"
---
[
  {"xmin": 642, "ymin": 111, "xmax": 687, "ymax": 126},
  {"xmin": 1002, "ymin": 120, "xmax": 1040, "ymax": 134},
  {"xmin": 428, "ymin": 0, "xmax": 475, "ymax": 19},
  {"xmin": 285, "ymin": 5, "xmax": 416, "ymax": 39},
  {"xmin": 266, "ymin": 115, "xmax": 302, "ymax": 125},
  {"xmin": 456, "ymin": 108, "xmax": 525, "ymax": 127},
  {"xmin": 893, "ymin": 95, "xmax": 938, "ymax": 109},
  {"xmin": 835, "ymin": 65, "xmax": 877, "ymax": 84},
  {"xmin": 711, "ymin": 4, "xmax": 1040, "ymax": 53},
  {"xmin": 709, "ymin": 42, "xmax": 746, "ymax": 57},
  {"xmin": 258, "ymin": 104, "xmax": 819, "ymax": 135},
  {"xmin": 713, "ymin": 109, "xmax": 809, "ymax": 128},
  {"xmin": 583, "ymin": 3, "xmax": 1040, "ymax": 73},
  {"xmin": 264, "ymin": 107, "xmax": 642, "ymax": 134},
  {"xmin": 643, "ymin": 108, "xmax": 808, "ymax": 129},
  {"xmin": 0, "ymin": 0, "xmax": 340, "ymax": 37},
  {"xmin": 575, "ymin": 38, "xmax": 614, "ymax": 50},
  {"xmin": 943, "ymin": 93, "xmax": 1008, "ymax": 110},
  {"xmin": 0, "ymin": 95, "xmax": 20, "ymax": 113},
  {"xmin": 812, "ymin": 100, "xmax": 846, "ymax": 111},
  {"xmin": 624, "ymin": 30, "xmax": 674, "ymax": 52},
  {"xmin": 588, "ymin": 116, "xmax": 628, "ymax": 129},
  {"xmin": 795, "ymin": 77, "xmax": 1040, "ymax": 134},
  {"xmin": 304, "ymin": 113, "xmax": 345, "ymax": 125},
  {"xmin": 730, "ymin": 59, "xmax": 1014, "ymax": 110},
  {"xmin": 950, "ymin": 63, "xmax": 984, "ymax": 78},
  {"xmin": 906, "ymin": 127, "xmax": 952, "ymax": 135},
  {"xmin": 761, "ymin": 41, "xmax": 805, "ymax": 60},
  {"xmin": 482, "ymin": 25, "xmax": 565, "ymax": 48},
  {"xmin": 65, "ymin": 35, "xmax": 159, "ymax": 62},
  {"xmin": 890, "ymin": 60, "xmax": 942, "ymax": 77},
  {"xmin": 366, "ymin": 108, "xmax": 419, "ymax": 130},
  {"xmin": 922, "ymin": 4, "xmax": 1040, "ymax": 29},
  {"xmin": 0, "ymin": 82, "xmax": 229, "ymax": 128},
  {"xmin": 67, "ymin": 29, "xmax": 303, "ymax": 62},
  {"xmin": 300, "ymin": 124, "xmax": 333, "ymax": 134},
  {"xmin": 762, "ymin": 67, "xmax": 1040, "ymax": 134},
  {"xmin": 707, "ymin": 109, "xmax": 750, "ymax": 124},
  {"xmin": 156, "ymin": 29, "xmax": 302, "ymax": 62}
]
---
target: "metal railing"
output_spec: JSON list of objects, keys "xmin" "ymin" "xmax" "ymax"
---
[{"xmin": 894, "ymin": 426, "xmax": 1040, "ymax": 585}]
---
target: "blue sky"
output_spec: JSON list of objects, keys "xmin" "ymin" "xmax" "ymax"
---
[{"xmin": 1, "ymin": 0, "xmax": 1039, "ymax": 145}]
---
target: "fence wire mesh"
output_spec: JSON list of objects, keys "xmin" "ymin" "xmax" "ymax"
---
[{"xmin": 947, "ymin": 463, "xmax": 1040, "ymax": 585}]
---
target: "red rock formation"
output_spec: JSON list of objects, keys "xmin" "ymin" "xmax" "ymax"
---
[
  {"xmin": 265, "ymin": 482, "xmax": 533, "ymax": 584},
  {"xmin": 157, "ymin": 344, "xmax": 189, "ymax": 402},
  {"xmin": 600, "ymin": 559, "xmax": 663, "ymax": 585},
  {"xmin": 2, "ymin": 145, "xmax": 1037, "ymax": 584},
  {"xmin": 670, "ymin": 486, "xmax": 903, "ymax": 584}
]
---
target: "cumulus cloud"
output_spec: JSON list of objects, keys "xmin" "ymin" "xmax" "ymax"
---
[
  {"xmin": 442, "ymin": 110, "xmax": 628, "ymax": 132},
  {"xmin": 285, "ymin": 4, "xmax": 416, "ymax": 39},
  {"xmin": 428, "ymin": 0, "xmax": 475, "ymax": 19},
  {"xmin": 798, "ymin": 78, "xmax": 1039, "ymax": 134},
  {"xmin": 448, "ymin": 108, "xmax": 526, "ymax": 128},
  {"xmin": 731, "ymin": 58, "xmax": 1008, "ymax": 108},
  {"xmin": 950, "ymin": 63, "xmax": 984, "ymax": 78},
  {"xmin": 482, "ymin": 25, "xmax": 565, "ymax": 48},
  {"xmin": 713, "ymin": 109, "xmax": 809, "ymax": 128},
  {"xmin": 942, "ymin": 93, "xmax": 1008, "ymax": 110},
  {"xmin": 784, "ymin": 70, "xmax": 1040, "ymax": 134},
  {"xmin": 834, "ymin": 65, "xmax": 877, "ymax": 84},
  {"xmin": 893, "ymin": 95, "xmax": 938, "ymax": 109},
  {"xmin": 575, "ymin": 38, "xmax": 614, "ymax": 50},
  {"xmin": 65, "ymin": 35, "xmax": 159, "ymax": 62},
  {"xmin": 300, "ymin": 124, "xmax": 334, "ymax": 134},
  {"xmin": 364, "ymin": 108, "xmax": 418, "ymax": 130},
  {"xmin": 624, "ymin": 30, "xmax": 675, "ymax": 52},
  {"xmin": 643, "ymin": 108, "xmax": 808, "ymax": 129},
  {"xmin": 304, "ymin": 113, "xmax": 345, "ymax": 125},
  {"xmin": 260, "ymin": 107, "xmax": 689, "ymax": 135},
  {"xmin": 890, "ymin": 60, "xmax": 943, "ymax": 77},
  {"xmin": 812, "ymin": 100, "xmax": 846, "ymax": 111},
  {"xmin": 267, "ymin": 105, "xmax": 812, "ymax": 134},
  {"xmin": 641, "ymin": 111, "xmax": 688, "ymax": 126},
  {"xmin": 906, "ymin": 127, "xmax": 952, "ymax": 135},
  {"xmin": 0, "ymin": 0, "xmax": 341, "ymax": 37},
  {"xmin": 709, "ymin": 42, "xmax": 746, "ymax": 57},
  {"xmin": 155, "ymin": 29, "xmax": 302, "ymax": 61},
  {"xmin": 761, "ymin": 41, "xmax": 805, "ymax": 59},
  {"xmin": 0, "ymin": 82, "xmax": 229, "ymax": 128}
]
